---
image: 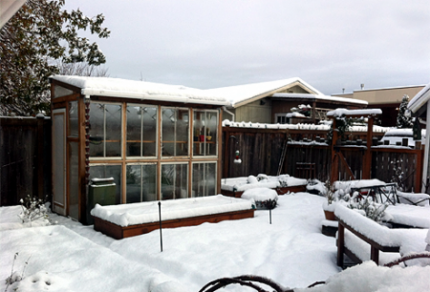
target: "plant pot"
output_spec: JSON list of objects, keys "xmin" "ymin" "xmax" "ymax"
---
[{"xmin": 324, "ymin": 210, "xmax": 336, "ymax": 221}]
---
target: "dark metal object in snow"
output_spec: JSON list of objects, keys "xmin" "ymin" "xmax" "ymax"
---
[
  {"xmin": 158, "ymin": 201, "xmax": 163, "ymax": 252},
  {"xmin": 199, "ymin": 275, "xmax": 292, "ymax": 292}
]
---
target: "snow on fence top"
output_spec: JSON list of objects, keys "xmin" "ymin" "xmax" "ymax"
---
[
  {"xmin": 90, "ymin": 195, "xmax": 253, "ymax": 227},
  {"xmin": 222, "ymin": 119, "xmax": 389, "ymax": 133},
  {"xmin": 51, "ymin": 75, "xmax": 229, "ymax": 106},
  {"xmin": 327, "ymin": 108, "xmax": 382, "ymax": 117}
]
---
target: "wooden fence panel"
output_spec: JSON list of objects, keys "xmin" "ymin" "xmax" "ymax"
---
[
  {"xmin": 371, "ymin": 148, "xmax": 422, "ymax": 192},
  {"xmin": 0, "ymin": 117, "xmax": 51, "ymax": 206}
]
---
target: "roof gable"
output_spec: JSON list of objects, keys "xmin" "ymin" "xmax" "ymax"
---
[
  {"xmin": 408, "ymin": 81, "xmax": 430, "ymax": 114},
  {"xmin": 205, "ymin": 77, "xmax": 323, "ymax": 108}
]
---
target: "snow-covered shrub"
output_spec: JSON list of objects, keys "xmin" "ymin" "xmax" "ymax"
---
[
  {"xmin": 241, "ymin": 188, "xmax": 278, "ymax": 210},
  {"xmin": 18, "ymin": 195, "xmax": 50, "ymax": 225},
  {"xmin": 346, "ymin": 191, "xmax": 390, "ymax": 223},
  {"xmin": 278, "ymin": 175, "xmax": 290, "ymax": 187},
  {"xmin": 247, "ymin": 175, "xmax": 259, "ymax": 184}
]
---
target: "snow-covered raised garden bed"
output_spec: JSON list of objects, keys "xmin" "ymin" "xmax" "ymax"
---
[
  {"xmin": 91, "ymin": 195, "xmax": 255, "ymax": 239},
  {"xmin": 221, "ymin": 174, "xmax": 307, "ymax": 198}
]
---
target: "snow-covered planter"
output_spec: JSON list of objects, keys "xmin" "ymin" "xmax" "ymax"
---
[
  {"xmin": 221, "ymin": 174, "xmax": 307, "ymax": 198},
  {"xmin": 241, "ymin": 188, "xmax": 278, "ymax": 210},
  {"xmin": 91, "ymin": 195, "xmax": 255, "ymax": 239}
]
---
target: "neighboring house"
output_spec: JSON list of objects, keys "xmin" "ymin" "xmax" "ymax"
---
[
  {"xmin": 335, "ymin": 85, "xmax": 425, "ymax": 127},
  {"xmin": 0, "ymin": 0, "xmax": 26, "ymax": 28},
  {"xmin": 206, "ymin": 77, "xmax": 367, "ymax": 124},
  {"xmin": 407, "ymin": 81, "xmax": 430, "ymax": 193},
  {"xmin": 49, "ymin": 76, "xmax": 228, "ymax": 224}
]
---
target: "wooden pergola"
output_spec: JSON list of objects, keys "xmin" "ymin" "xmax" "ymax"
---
[{"xmin": 328, "ymin": 109, "xmax": 382, "ymax": 183}]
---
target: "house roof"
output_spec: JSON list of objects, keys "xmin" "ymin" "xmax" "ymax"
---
[
  {"xmin": 50, "ymin": 76, "xmax": 229, "ymax": 106},
  {"xmin": 272, "ymin": 93, "xmax": 368, "ymax": 106},
  {"xmin": 205, "ymin": 77, "xmax": 323, "ymax": 108},
  {"xmin": 0, "ymin": 0, "xmax": 27, "ymax": 28},
  {"xmin": 407, "ymin": 81, "xmax": 430, "ymax": 114}
]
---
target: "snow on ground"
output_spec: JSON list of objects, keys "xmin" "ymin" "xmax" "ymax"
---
[{"xmin": 1, "ymin": 192, "xmax": 429, "ymax": 291}]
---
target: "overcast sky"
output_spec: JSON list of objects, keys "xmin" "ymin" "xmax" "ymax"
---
[{"xmin": 65, "ymin": 0, "xmax": 430, "ymax": 95}]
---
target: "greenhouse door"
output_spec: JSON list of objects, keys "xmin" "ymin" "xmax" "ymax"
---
[{"xmin": 52, "ymin": 109, "xmax": 67, "ymax": 216}]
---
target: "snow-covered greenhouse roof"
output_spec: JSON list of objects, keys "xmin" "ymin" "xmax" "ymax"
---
[
  {"xmin": 204, "ymin": 77, "xmax": 323, "ymax": 108},
  {"xmin": 272, "ymin": 92, "xmax": 368, "ymax": 106},
  {"xmin": 408, "ymin": 81, "xmax": 430, "ymax": 114},
  {"xmin": 50, "ymin": 76, "xmax": 229, "ymax": 106}
]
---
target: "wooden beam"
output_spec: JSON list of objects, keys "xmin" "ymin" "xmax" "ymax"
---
[{"xmin": 362, "ymin": 117, "xmax": 373, "ymax": 179}]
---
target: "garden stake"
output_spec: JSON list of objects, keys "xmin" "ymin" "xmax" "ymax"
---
[
  {"xmin": 269, "ymin": 209, "xmax": 272, "ymax": 224},
  {"xmin": 158, "ymin": 201, "xmax": 163, "ymax": 252}
]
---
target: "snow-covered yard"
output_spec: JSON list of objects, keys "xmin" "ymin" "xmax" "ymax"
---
[{"xmin": 1, "ymin": 193, "xmax": 429, "ymax": 291}]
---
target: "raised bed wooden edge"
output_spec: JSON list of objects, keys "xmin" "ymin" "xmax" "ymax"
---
[
  {"xmin": 220, "ymin": 184, "xmax": 307, "ymax": 198},
  {"xmin": 93, "ymin": 208, "xmax": 255, "ymax": 239}
]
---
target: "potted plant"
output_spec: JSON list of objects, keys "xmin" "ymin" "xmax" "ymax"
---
[{"xmin": 322, "ymin": 180, "xmax": 337, "ymax": 221}]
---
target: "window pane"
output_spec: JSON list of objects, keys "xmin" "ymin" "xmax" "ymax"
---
[
  {"xmin": 192, "ymin": 163, "xmax": 216, "ymax": 197},
  {"xmin": 69, "ymin": 142, "xmax": 79, "ymax": 220},
  {"xmin": 126, "ymin": 164, "xmax": 157, "ymax": 203},
  {"xmin": 162, "ymin": 108, "xmax": 175, "ymax": 156},
  {"xmin": 126, "ymin": 106, "xmax": 141, "ymax": 156},
  {"xmin": 193, "ymin": 110, "xmax": 218, "ymax": 156},
  {"xmin": 89, "ymin": 103, "xmax": 104, "ymax": 157},
  {"xmin": 176, "ymin": 109, "xmax": 189, "ymax": 156},
  {"xmin": 142, "ymin": 106, "xmax": 157, "ymax": 156},
  {"xmin": 105, "ymin": 104, "xmax": 122, "ymax": 157},
  {"xmin": 68, "ymin": 101, "xmax": 78, "ymax": 137},
  {"xmin": 89, "ymin": 103, "xmax": 122, "ymax": 157},
  {"xmin": 161, "ymin": 164, "xmax": 188, "ymax": 200},
  {"xmin": 162, "ymin": 108, "xmax": 189, "ymax": 157}
]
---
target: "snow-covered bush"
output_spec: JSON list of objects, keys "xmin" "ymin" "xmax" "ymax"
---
[
  {"xmin": 18, "ymin": 195, "xmax": 50, "ymax": 225},
  {"xmin": 241, "ymin": 188, "xmax": 278, "ymax": 210},
  {"xmin": 347, "ymin": 193, "xmax": 390, "ymax": 223}
]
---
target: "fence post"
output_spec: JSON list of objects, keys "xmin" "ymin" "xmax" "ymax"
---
[{"xmin": 36, "ymin": 115, "xmax": 45, "ymax": 200}]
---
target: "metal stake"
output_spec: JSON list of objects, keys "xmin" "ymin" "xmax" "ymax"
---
[
  {"xmin": 158, "ymin": 201, "xmax": 163, "ymax": 252},
  {"xmin": 269, "ymin": 209, "xmax": 272, "ymax": 224}
]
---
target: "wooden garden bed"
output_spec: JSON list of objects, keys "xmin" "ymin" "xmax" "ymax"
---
[
  {"xmin": 221, "ymin": 185, "xmax": 307, "ymax": 198},
  {"xmin": 93, "ymin": 208, "xmax": 255, "ymax": 239},
  {"xmin": 91, "ymin": 195, "xmax": 255, "ymax": 239}
]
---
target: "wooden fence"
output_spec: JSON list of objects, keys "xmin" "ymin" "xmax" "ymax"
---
[
  {"xmin": 0, "ymin": 116, "xmax": 51, "ymax": 206},
  {"xmin": 222, "ymin": 126, "xmax": 423, "ymax": 192}
]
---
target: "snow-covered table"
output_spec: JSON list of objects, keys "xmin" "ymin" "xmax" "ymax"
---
[
  {"xmin": 385, "ymin": 205, "xmax": 430, "ymax": 229},
  {"xmin": 91, "ymin": 195, "xmax": 255, "ymax": 239}
]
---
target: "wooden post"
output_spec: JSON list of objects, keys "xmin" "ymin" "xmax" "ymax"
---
[
  {"xmin": 337, "ymin": 222, "xmax": 345, "ymax": 267},
  {"xmin": 330, "ymin": 118, "xmax": 339, "ymax": 184},
  {"xmin": 370, "ymin": 246, "xmax": 379, "ymax": 265},
  {"xmin": 415, "ymin": 146, "xmax": 423, "ymax": 192},
  {"xmin": 362, "ymin": 117, "xmax": 373, "ymax": 179}
]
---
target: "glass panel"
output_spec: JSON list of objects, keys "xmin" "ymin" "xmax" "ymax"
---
[
  {"xmin": 53, "ymin": 85, "xmax": 74, "ymax": 98},
  {"xmin": 126, "ymin": 106, "xmax": 141, "ymax": 156},
  {"xmin": 89, "ymin": 165, "xmax": 122, "ymax": 204},
  {"xmin": 89, "ymin": 103, "xmax": 104, "ymax": 157},
  {"xmin": 162, "ymin": 108, "xmax": 189, "ymax": 157},
  {"xmin": 69, "ymin": 142, "xmax": 79, "ymax": 220},
  {"xmin": 193, "ymin": 110, "xmax": 218, "ymax": 156},
  {"xmin": 161, "ymin": 163, "xmax": 188, "ymax": 200},
  {"xmin": 207, "ymin": 112, "xmax": 218, "ymax": 156},
  {"xmin": 105, "ymin": 104, "xmax": 122, "ymax": 157},
  {"xmin": 162, "ymin": 108, "xmax": 175, "ymax": 156},
  {"xmin": 142, "ymin": 106, "xmax": 157, "ymax": 156},
  {"xmin": 68, "ymin": 101, "xmax": 79, "ymax": 137},
  {"xmin": 127, "ymin": 105, "xmax": 157, "ymax": 157},
  {"xmin": 126, "ymin": 164, "xmax": 157, "ymax": 203},
  {"xmin": 192, "ymin": 162, "xmax": 216, "ymax": 197},
  {"xmin": 89, "ymin": 103, "xmax": 122, "ymax": 157},
  {"xmin": 176, "ymin": 109, "xmax": 189, "ymax": 156}
]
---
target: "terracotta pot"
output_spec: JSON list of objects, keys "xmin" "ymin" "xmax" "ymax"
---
[{"xmin": 324, "ymin": 209, "xmax": 336, "ymax": 221}]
